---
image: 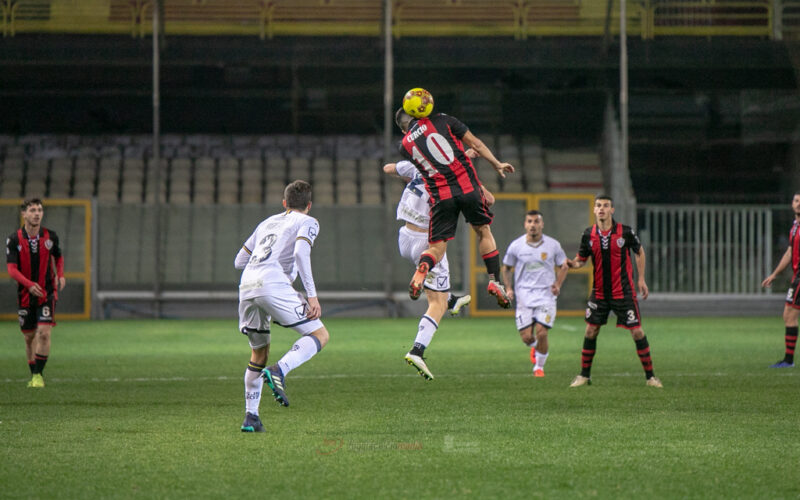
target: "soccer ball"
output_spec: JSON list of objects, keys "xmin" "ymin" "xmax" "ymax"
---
[{"xmin": 402, "ymin": 88, "xmax": 434, "ymax": 118}]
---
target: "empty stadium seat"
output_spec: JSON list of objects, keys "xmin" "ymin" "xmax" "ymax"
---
[
  {"xmin": 25, "ymin": 158, "xmax": 49, "ymax": 198},
  {"xmin": 169, "ymin": 158, "xmax": 192, "ymax": 204},
  {"xmin": 1, "ymin": 157, "xmax": 23, "ymax": 198},
  {"xmin": 264, "ymin": 180, "xmax": 285, "ymax": 205},
  {"xmin": 480, "ymin": 173, "xmax": 500, "ymax": 193},
  {"xmin": 545, "ymin": 149, "xmax": 603, "ymax": 193},
  {"xmin": 0, "ymin": 158, "xmax": 25, "ymax": 198},
  {"xmin": 72, "ymin": 158, "xmax": 97, "ymax": 198},
  {"xmin": 522, "ymin": 156, "xmax": 548, "ymax": 193},
  {"xmin": 121, "ymin": 157, "xmax": 146, "ymax": 202},
  {"xmin": 358, "ymin": 159, "xmax": 381, "ymax": 203},
  {"xmin": 49, "ymin": 158, "xmax": 73, "ymax": 198},
  {"xmin": 4, "ymin": 144, "xmax": 25, "ymax": 158},
  {"xmin": 143, "ymin": 159, "xmax": 168, "ymax": 203},
  {"xmin": 97, "ymin": 157, "xmax": 122, "ymax": 202},
  {"xmin": 266, "ymin": 156, "xmax": 287, "ymax": 180},
  {"xmin": 241, "ymin": 158, "xmax": 264, "ymax": 204},
  {"xmin": 218, "ymin": 158, "xmax": 240, "ymax": 204},
  {"xmin": 314, "ymin": 182, "xmax": 335, "ymax": 205},
  {"xmin": 193, "ymin": 157, "xmax": 216, "ymax": 204},
  {"xmin": 336, "ymin": 183, "xmax": 358, "ymax": 205},
  {"xmin": 498, "ymin": 157, "xmax": 523, "ymax": 192},
  {"xmin": 288, "ymin": 156, "xmax": 311, "ymax": 182}
]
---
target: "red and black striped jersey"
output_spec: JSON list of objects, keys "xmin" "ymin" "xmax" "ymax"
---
[
  {"xmin": 578, "ymin": 221, "xmax": 642, "ymax": 300},
  {"xmin": 790, "ymin": 220, "xmax": 800, "ymax": 278},
  {"xmin": 399, "ymin": 113, "xmax": 481, "ymax": 203},
  {"xmin": 6, "ymin": 227, "xmax": 62, "ymax": 307}
]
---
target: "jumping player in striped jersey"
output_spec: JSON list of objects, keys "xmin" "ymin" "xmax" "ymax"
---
[
  {"xmin": 567, "ymin": 195, "xmax": 662, "ymax": 388},
  {"xmin": 501, "ymin": 210, "xmax": 569, "ymax": 378},
  {"xmin": 384, "ymin": 131, "xmax": 493, "ymax": 379},
  {"xmin": 761, "ymin": 192, "xmax": 800, "ymax": 368},
  {"xmin": 396, "ymin": 103, "xmax": 515, "ymax": 309},
  {"xmin": 6, "ymin": 198, "xmax": 66, "ymax": 388},
  {"xmin": 234, "ymin": 180, "xmax": 330, "ymax": 432}
]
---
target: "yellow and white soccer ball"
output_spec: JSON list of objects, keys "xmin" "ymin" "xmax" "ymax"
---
[{"xmin": 402, "ymin": 88, "xmax": 434, "ymax": 119}]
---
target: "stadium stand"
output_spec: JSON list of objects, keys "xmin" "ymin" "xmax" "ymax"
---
[
  {"xmin": 544, "ymin": 149, "xmax": 603, "ymax": 193},
  {"xmin": 10, "ymin": 0, "xmax": 777, "ymax": 41},
  {"xmin": 0, "ymin": 134, "xmax": 604, "ymax": 204}
]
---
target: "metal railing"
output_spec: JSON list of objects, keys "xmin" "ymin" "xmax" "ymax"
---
[{"xmin": 638, "ymin": 204, "xmax": 774, "ymax": 294}]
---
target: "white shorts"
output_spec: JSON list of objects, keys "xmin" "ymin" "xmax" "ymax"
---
[
  {"xmin": 239, "ymin": 283, "xmax": 324, "ymax": 345},
  {"xmin": 238, "ymin": 300, "xmax": 272, "ymax": 349},
  {"xmin": 515, "ymin": 302, "xmax": 557, "ymax": 331},
  {"xmin": 398, "ymin": 226, "xmax": 450, "ymax": 292}
]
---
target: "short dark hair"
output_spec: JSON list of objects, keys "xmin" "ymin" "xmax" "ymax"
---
[
  {"xmin": 526, "ymin": 210, "xmax": 542, "ymax": 218},
  {"xmin": 284, "ymin": 180, "xmax": 313, "ymax": 209},
  {"xmin": 595, "ymin": 195, "xmax": 613, "ymax": 206},
  {"xmin": 395, "ymin": 107, "xmax": 415, "ymax": 133},
  {"xmin": 20, "ymin": 198, "xmax": 43, "ymax": 211}
]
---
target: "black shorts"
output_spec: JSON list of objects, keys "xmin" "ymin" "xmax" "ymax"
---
[
  {"xmin": 18, "ymin": 297, "xmax": 56, "ymax": 332},
  {"xmin": 429, "ymin": 189, "xmax": 493, "ymax": 244},
  {"xmin": 786, "ymin": 273, "xmax": 800, "ymax": 309},
  {"xmin": 585, "ymin": 296, "xmax": 641, "ymax": 329}
]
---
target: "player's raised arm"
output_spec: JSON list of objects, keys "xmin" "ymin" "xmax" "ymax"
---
[
  {"xmin": 383, "ymin": 163, "xmax": 398, "ymax": 176},
  {"xmin": 460, "ymin": 131, "xmax": 514, "ymax": 178}
]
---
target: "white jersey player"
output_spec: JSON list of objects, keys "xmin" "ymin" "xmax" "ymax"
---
[
  {"xmin": 235, "ymin": 180, "xmax": 330, "ymax": 432},
  {"xmin": 501, "ymin": 210, "xmax": 569, "ymax": 378}
]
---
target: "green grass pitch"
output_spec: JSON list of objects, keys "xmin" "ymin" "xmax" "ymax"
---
[{"xmin": 1, "ymin": 316, "xmax": 798, "ymax": 499}]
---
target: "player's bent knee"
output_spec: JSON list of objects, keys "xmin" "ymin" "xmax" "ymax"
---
[
  {"xmin": 585, "ymin": 325, "xmax": 600, "ymax": 338},
  {"xmin": 37, "ymin": 328, "xmax": 51, "ymax": 343},
  {"xmin": 245, "ymin": 329, "xmax": 271, "ymax": 350},
  {"xmin": 783, "ymin": 306, "xmax": 800, "ymax": 325},
  {"xmin": 309, "ymin": 327, "xmax": 329, "ymax": 349},
  {"xmin": 630, "ymin": 328, "xmax": 645, "ymax": 340}
]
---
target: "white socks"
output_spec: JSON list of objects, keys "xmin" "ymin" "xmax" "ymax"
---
[
  {"xmin": 244, "ymin": 367, "xmax": 264, "ymax": 415},
  {"xmin": 534, "ymin": 350, "xmax": 549, "ymax": 370},
  {"xmin": 277, "ymin": 335, "xmax": 322, "ymax": 377},
  {"xmin": 414, "ymin": 315, "xmax": 438, "ymax": 348}
]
